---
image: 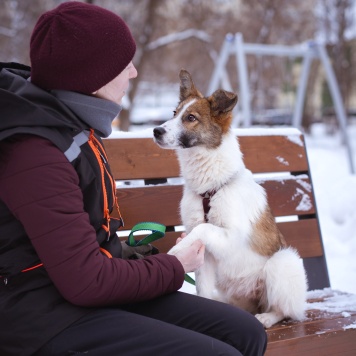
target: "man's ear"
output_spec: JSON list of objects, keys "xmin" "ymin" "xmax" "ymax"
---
[
  {"xmin": 179, "ymin": 69, "xmax": 203, "ymax": 102},
  {"xmin": 208, "ymin": 89, "xmax": 238, "ymax": 115}
]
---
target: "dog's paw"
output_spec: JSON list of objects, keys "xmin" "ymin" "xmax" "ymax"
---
[
  {"xmin": 167, "ymin": 244, "xmax": 183, "ymax": 256},
  {"xmin": 255, "ymin": 311, "xmax": 284, "ymax": 328},
  {"xmin": 167, "ymin": 246, "xmax": 177, "ymax": 255}
]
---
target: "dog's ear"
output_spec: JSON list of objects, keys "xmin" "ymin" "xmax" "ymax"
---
[
  {"xmin": 208, "ymin": 89, "xmax": 238, "ymax": 114},
  {"xmin": 179, "ymin": 69, "xmax": 203, "ymax": 102}
]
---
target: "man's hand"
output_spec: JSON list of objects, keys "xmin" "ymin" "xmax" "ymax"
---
[
  {"xmin": 175, "ymin": 232, "xmax": 187, "ymax": 245},
  {"xmin": 173, "ymin": 239, "xmax": 205, "ymax": 273}
]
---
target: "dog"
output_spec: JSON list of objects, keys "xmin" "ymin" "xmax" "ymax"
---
[{"xmin": 153, "ymin": 69, "xmax": 308, "ymax": 328}]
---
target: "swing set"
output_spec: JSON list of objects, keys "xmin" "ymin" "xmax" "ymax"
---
[{"xmin": 208, "ymin": 33, "xmax": 355, "ymax": 173}]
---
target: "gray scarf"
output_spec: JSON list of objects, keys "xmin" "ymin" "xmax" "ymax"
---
[{"xmin": 52, "ymin": 90, "xmax": 122, "ymax": 137}]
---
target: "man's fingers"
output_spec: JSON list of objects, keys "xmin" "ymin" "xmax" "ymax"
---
[
  {"xmin": 198, "ymin": 243, "xmax": 205, "ymax": 256},
  {"xmin": 192, "ymin": 240, "xmax": 205, "ymax": 255}
]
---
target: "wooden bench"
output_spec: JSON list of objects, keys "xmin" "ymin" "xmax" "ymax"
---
[{"xmin": 103, "ymin": 128, "xmax": 356, "ymax": 355}]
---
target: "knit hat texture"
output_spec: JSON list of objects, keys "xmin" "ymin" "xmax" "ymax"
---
[{"xmin": 30, "ymin": 1, "xmax": 136, "ymax": 94}]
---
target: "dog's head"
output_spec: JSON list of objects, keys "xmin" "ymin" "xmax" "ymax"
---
[{"xmin": 153, "ymin": 69, "xmax": 237, "ymax": 149}]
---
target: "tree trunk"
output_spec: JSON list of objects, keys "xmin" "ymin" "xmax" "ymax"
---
[{"xmin": 118, "ymin": 0, "xmax": 161, "ymax": 131}]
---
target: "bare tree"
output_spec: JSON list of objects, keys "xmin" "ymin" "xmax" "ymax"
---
[
  {"xmin": 319, "ymin": 0, "xmax": 355, "ymax": 111},
  {"xmin": 118, "ymin": 0, "xmax": 162, "ymax": 131},
  {"xmin": 0, "ymin": 0, "xmax": 54, "ymax": 65}
]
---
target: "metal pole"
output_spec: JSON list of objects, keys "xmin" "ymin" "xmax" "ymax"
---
[
  {"xmin": 292, "ymin": 44, "xmax": 314, "ymax": 128},
  {"xmin": 235, "ymin": 33, "xmax": 252, "ymax": 127},
  {"xmin": 317, "ymin": 43, "xmax": 355, "ymax": 174},
  {"xmin": 207, "ymin": 33, "xmax": 234, "ymax": 95}
]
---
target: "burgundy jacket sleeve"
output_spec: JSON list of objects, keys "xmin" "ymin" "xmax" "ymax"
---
[{"xmin": 0, "ymin": 135, "xmax": 185, "ymax": 306}]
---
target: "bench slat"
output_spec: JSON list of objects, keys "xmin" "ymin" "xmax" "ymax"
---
[
  {"xmin": 278, "ymin": 219, "xmax": 323, "ymax": 258},
  {"xmin": 119, "ymin": 219, "xmax": 323, "ymax": 260},
  {"xmin": 105, "ymin": 138, "xmax": 180, "ymax": 181},
  {"xmin": 115, "ymin": 177, "xmax": 316, "ymax": 228},
  {"xmin": 104, "ymin": 134, "xmax": 308, "ymax": 180},
  {"xmin": 241, "ymin": 135, "xmax": 308, "ymax": 173},
  {"xmin": 262, "ymin": 177, "xmax": 315, "ymax": 216},
  {"xmin": 116, "ymin": 185, "xmax": 182, "ymax": 227},
  {"xmin": 266, "ymin": 310, "xmax": 356, "ymax": 355}
]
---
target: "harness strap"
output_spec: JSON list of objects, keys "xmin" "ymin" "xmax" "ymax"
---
[
  {"xmin": 88, "ymin": 129, "xmax": 124, "ymax": 237},
  {"xmin": 200, "ymin": 190, "xmax": 216, "ymax": 222},
  {"xmin": 184, "ymin": 189, "xmax": 218, "ymax": 286}
]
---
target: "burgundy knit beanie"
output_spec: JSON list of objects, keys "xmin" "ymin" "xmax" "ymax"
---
[{"xmin": 30, "ymin": 1, "xmax": 136, "ymax": 94}]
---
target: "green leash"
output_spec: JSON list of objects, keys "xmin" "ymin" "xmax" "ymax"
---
[
  {"xmin": 127, "ymin": 222, "xmax": 196, "ymax": 286},
  {"xmin": 127, "ymin": 222, "xmax": 166, "ymax": 247},
  {"xmin": 184, "ymin": 274, "xmax": 196, "ymax": 286}
]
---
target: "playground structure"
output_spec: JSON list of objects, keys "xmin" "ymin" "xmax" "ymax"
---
[{"xmin": 208, "ymin": 33, "xmax": 355, "ymax": 174}]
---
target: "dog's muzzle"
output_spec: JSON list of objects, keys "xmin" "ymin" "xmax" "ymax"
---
[{"xmin": 153, "ymin": 126, "xmax": 166, "ymax": 141}]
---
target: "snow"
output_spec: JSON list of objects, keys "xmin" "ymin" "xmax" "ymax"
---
[
  {"xmin": 109, "ymin": 128, "xmax": 154, "ymax": 138},
  {"xmin": 305, "ymin": 123, "xmax": 356, "ymax": 295},
  {"xmin": 108, "ymin": 126, "xmax": 302, "ymax": 138},
  {"xmin": 295, "ymin": 188, "xmax": 313, "ymax": 211},
  {"xmin": 344, "ymin": 323, "xmax": 356, "ymax": 330},
  {"xmin": 276, "ymin": 156, "xmax": 289, "ymax": 166},
  {"xmin": 306, "ymin": 288, "xmax": 356, "ymax": 312}
]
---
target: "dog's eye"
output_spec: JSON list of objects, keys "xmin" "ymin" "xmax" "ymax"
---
[
  {"xmin": 187, "ymin": 114, "xmax": 196, "ymax": 122},
  {"xmin": 173, "ymin": 110, "xmax": 177, "ymax": 116}
]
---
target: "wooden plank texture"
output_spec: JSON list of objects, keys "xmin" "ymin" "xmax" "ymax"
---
[
  {"xmin": 104, "ymin": 138, "xmax": 180, "ymax": 180},
  {"xmin": 115, "ymin": 177, "xmax": 316, "ymax": 228},
  {"xmin": 240, "ymin": 134, "xmax": 308, "ymax": 173},
  {"xmin": 104, "ymin": 134, "xmax": 308, "ymax": 180},
  {"xmin": 115, "ymin": 185, "xmax": 182, "ymax": 228},
  {"xmin": 266, "ymin": 308, "xmax": 356, "ymax": 355},
  {"xmin": 278, "ymin": 219, "xmax": 323, "ymax": 258},
  {"xmin": 117, "ymin": 221, "xmax": 322, "ymax": 259}
]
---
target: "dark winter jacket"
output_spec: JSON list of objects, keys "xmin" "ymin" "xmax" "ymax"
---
[{"xmin": 0, "ymin": 63, "xmax": 184, "ymax": 356}]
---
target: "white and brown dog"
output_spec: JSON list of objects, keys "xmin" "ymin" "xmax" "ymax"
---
[{"xmin": 153, "ymin": 70, "xmax": 307, "ymax": 328}]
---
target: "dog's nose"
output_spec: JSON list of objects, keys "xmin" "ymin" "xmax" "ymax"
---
[{"xmin": 153, "ymin": 127, "xmax": 166, "ymax": 138}]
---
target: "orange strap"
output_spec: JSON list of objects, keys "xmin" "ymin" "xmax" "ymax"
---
[
  {"xmin": 100, "ymin": 247, "xmax": 113, "ymax": 258},
  {"xmin": 0, "ymin": 262, "xmax": 44, "ymax": 278},
  {"xmin": 21, "ymin": 263, "xmax": 44, "ymax": 273},
  {"xmin": 91, "ymin": 132, "xmax": 123, "ymax": 221},
  {"xmin": 87, "ymin": 129, "xmax": 124, "ymax": 236}
]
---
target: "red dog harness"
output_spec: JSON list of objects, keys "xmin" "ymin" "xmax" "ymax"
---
[{"xmin": 200, "ymin": 190, "xmax": 216, "ymax": 222}]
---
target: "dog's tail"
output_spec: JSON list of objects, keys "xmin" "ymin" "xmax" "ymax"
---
[{"xmin": 262, "ymin": 247, "xmax": 308, "ymax": 320}]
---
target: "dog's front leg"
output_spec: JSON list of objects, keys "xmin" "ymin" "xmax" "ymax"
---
[
  {"xmin": 195, "ymin": 256, "xmax": 226, "ymax": 301},
  {"xmin": 168, "ymin": 223, "xmax": 230, "ymax": 258}
]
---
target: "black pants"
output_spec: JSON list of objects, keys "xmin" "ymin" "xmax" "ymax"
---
[{"xmin": 34, "ymin": 292, "xmax": 267, "ymax": 356}]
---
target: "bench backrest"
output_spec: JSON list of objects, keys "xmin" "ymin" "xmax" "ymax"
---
[{"xmin": 103, "ymin": 128, "xmax": 330, "ymax": 290}]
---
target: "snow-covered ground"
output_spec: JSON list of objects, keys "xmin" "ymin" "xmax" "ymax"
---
[{"xmin": 304, "ymin": 123, "xmax": 356, "ymax": 295}]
